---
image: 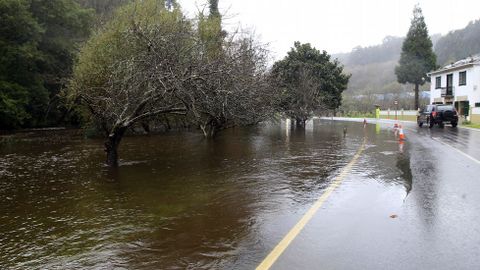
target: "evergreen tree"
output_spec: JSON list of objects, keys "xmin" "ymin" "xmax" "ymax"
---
[
  {"xmin": 395, "ymin": 4, "xmax": 436, "ymax": 110},
  {"xmin": 209, "ymin": 0, "xmax": 220, "ymax": 17}
]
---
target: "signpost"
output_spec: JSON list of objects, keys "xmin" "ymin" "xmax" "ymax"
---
[{"xmin": 394, "ymin": 100, "xmax": 398, "ymax": 120}]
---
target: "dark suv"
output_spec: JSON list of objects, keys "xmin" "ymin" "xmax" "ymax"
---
[{"xmin": 417, "ymin": 104, "xmax": 458, "ymax": 128}]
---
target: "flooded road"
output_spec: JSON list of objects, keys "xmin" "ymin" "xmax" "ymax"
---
[{"xmin": 1, "ymin": 120, "xmax": 480, "ymax": 269}]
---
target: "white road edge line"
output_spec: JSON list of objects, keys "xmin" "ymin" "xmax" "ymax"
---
[
  {"xmin": 403, "ymin": 127, "xmax": 480, "ymax": 165},
  {"xmin": 431, "ymin": 137, "xmax": 480, "ymax": 165}
]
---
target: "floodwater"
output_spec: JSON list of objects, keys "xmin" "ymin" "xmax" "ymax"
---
[{"xmin": 0, "ymin": 120, "xmax": 413, "ymax": 269}]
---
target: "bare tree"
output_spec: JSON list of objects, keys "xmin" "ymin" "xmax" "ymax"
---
[
  {"xmin": 178, "ymin": 34, "xmax": 276, "ymax": 137},
  {"xmin": 69, "ymin": 0, "xmax": 276, "ymax": 166},
  {"xmin": 69, "ymin": 2, "xmax": 191, "ymax": 166}
]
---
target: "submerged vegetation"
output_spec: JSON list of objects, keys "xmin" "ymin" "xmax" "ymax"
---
[
  {"xmin": 66, "ymin": 0, "xmax": 348, "ymax": 166},
  {"xmin": 1, "ymin": 0, "xmax": 349, "ymax": 166}
]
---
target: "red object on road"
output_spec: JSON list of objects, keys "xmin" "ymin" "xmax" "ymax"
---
[{"xmin": 399, "ymin": 125, "xmax": 405, "ymax": 140}]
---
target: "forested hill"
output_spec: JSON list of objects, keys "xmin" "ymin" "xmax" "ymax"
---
[
  {"xmin": 435, "ymin": 20, "xmax": 480, "ymax": 66},
  {"xmin": 335, "ymin": 36, "xmax": 405, "ymax": 66},
  {"xmin": 333, "ymin": 36, "xmax": 414, "ymax": 97}
]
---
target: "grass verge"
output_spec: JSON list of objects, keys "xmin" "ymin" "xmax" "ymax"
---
[{"xmin": 462, "ymin": 123, "xmax": 480, "ymax": 129}]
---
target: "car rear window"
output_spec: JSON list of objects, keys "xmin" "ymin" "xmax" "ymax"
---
[
  {"xmin": 437, "ymin": 105, "xmax": 454, "ymax": 111},
  {"xmin": 424, "ymin": 105, "xmax": 434, "ymax": 112}
]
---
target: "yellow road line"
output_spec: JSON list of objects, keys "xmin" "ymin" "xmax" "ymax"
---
[{"xmin": 256, "ymin": 138, "xmax": 367, "ymax": 270}]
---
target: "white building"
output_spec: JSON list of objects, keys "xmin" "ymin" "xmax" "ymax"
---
[{"xmin": 428, "ymin": 55, "xmax": 480, "ymax": 117}]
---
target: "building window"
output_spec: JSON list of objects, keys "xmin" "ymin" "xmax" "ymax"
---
[
  {"xmin": 475, "ymin": 102, "xmax": 480, "ymax": 107},
  {"xmin": 459, "ymin": 71, "xmax": 467, "ymax": 86},
  {"xmin": 435, "ymin": 76, "xmax": 441, "ymax": 89}
]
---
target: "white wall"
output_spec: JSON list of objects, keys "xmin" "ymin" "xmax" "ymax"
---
[
  {"xmin": 430, "ymin": 75, "xmax": 442, "ymax": 104},
  {"xmin": 379, "ymin": 110, "xmax": 417, "ymax": 116},
  {"xmin": 471, "ymin": 67, "xmax": 480, "ymax": 106},
  {"xmin": 429, "ymin": 64, "xmax": 480, "ymax": 106}
]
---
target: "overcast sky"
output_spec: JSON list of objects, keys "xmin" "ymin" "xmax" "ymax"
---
[{"xmin": 178, "ymin": 0, "xmax": 480, "ymax": 60}]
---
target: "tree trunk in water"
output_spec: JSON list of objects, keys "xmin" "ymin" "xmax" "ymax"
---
[
  {"xmin": 200, "ymin": 123, "xmax": 218, "ymax": 138},
  {"xmin": 295, "ymin": 117, "xmax": 306, "ymax": 128},
  {"xmin": 104, "ymin": 127, "xmax": 126, "ymax": 167},
  {"xmin": 141, "ymin": 122, "xmax": 150, "ymax": 133},
  {"xmin": 164, "ymin": 117, "xmax": 171, "ymax": 131},
  {"xmin": 295, "ymin": 118, "xmax": 302, "ymax": 128},
  {"xmin": 414, "ymin": 83, "xmax": 419, "ymax": 110}
]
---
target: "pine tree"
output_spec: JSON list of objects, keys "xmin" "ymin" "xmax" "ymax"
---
[
  {"xmin": 395, "ymin": 4, "xmax": 436, "ymax": 110},
  {"xmin": 209, "ymin": 0, "xmax": 220, "ymax": 18}
]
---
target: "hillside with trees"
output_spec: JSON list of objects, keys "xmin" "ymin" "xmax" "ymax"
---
[{"xmin": 435, "ymin": 19, "xmax": 480, "ymax": 66}]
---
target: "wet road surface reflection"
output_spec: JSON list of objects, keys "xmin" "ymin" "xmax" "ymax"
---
[
  {"xmin": 272, "ymin": 120, "xmax": 480, "ymax": 270},
  {"xmin": 1, "ymin": 120, "xmax": 479, "ymax": 269}
]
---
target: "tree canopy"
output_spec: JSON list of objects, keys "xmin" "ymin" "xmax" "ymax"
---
[
  {"xmin": 0, "ymin": 0, "xmax": 92, "ymax": 129},
  {"xmin": 271, "ymin": 42, "xmax": 350, "ymax": 125}
]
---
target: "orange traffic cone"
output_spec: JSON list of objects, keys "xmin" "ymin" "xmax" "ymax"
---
[{"xmin": 399, "ymin": 125, "xmax": 405, "ymax": 140}]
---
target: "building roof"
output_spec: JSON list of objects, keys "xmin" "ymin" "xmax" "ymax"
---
[{"xmin": 428, "ymin": 54, "xmax": 480, "ymax": 76}]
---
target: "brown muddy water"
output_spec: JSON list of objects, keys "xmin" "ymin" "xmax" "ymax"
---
[{"xmin": 0, "ymin": 120, "xmax": 411, "ymax": 269}]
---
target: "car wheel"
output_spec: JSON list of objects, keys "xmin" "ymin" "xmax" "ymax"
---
[
  {"xmin": 439, "ymin": 122, "xmax": 445, "ymax": 128},
  {"xmin": 418, "ymin": 122, "xmax": 423, "ymax": 127},
  {"xmin": 451, "ymin": 121, "xmax": 458, "ymax": 128}
]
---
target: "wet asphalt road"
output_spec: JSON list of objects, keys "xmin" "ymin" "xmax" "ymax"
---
[{"xmin": 268, "ymin": 118, "xmax": 480, "ymax": 270}]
